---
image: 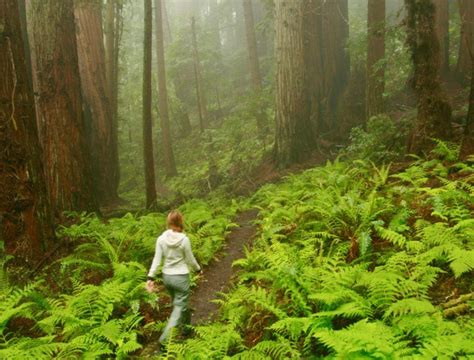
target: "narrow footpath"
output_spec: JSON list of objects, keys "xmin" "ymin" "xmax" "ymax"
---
[{"xmin": 190, "ymin": 209, "xmax": 258, "ymax": 324}]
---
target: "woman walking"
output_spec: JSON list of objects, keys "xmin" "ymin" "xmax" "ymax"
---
[{"xmin": 146, "ymin": 210, "xmax": 201, "ymax": 346}]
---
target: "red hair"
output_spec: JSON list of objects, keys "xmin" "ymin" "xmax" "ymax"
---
[{"xmin": 167, "ymin": 210, "xmax": 184, "ymax": 231}]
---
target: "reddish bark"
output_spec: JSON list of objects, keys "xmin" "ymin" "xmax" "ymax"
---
[
  {"xmin": 0, "ymin": 0, "xmax": 54, "ymax": 260},
  {"xmin": 30, "ymin": 0, "xmax": 97, "ymax": 214},
  {"xmin": 75, "ymin": 0, "xmax": 119, "ymax": 205}
]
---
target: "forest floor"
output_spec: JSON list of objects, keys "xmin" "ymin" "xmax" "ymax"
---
[
  {"xmin": 140, "ymin": 209, "xmax": 259, "ymax": 357},
  {"xmin": 190, "ymin": 208, "xmax": 259, "ymax": 324}
]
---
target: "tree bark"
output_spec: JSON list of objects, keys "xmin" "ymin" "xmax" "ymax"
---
[
  {"xmin": 243, "ymin": 0, "xmax": 261, "ymax": 92},
  {"xmin": 321, "ymin": 0, "xmax": 350, "ymax": 132},
  {"xmin": 74, "ymin": 0, "xmax": 119, "ymax": 205},
  {"xmin": 405, "ymin": 0, "xmax": 452, "ymax": 153},
  {"xmin": 434, "ymin": 0, "xmax": 449, "ymax": 75},
  {"xmin": 30, "ymin": 0, "xmax": 97, "ymax": 214},
  {"xmin": 304, "ymin": 0, "xmax": 324, "ymax": 137},
  {"xmin": 155, "ymin": 0, "xmax": 177, "ymax": 177},
  {"xmin": 104, "ymin": 0, "xmax": 121, "ymax": 195},
  {"xmin": 143, "ymin": 0, "xmax": 157, "ymax": 208},
  {"xmin": 191, "ymin": 16, "xmax": 209, "ymax": 131},
  {"xmin": 0, "ymin": 0, "xmax": 54, "ymax": 261},
  {"xmin": 457, "ymin": 0, "xmax": 474, "ymax": 82},
  {"xmin": 460, "ymin": 60, "xmax": 474, "ymax": 158},
  {"xmin": 243, "ymin": 0, "xmax": 266, "ymax": 133},
  {"xmin": 274, "ymin": 0, "xmax": 315, "ymax": 166},
  {"xmin": 366, "ymin": 0, "xmax": 386, "ymax": 120}
]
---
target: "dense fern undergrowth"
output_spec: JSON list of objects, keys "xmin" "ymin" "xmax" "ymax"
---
[
  {"xmin": 0, "ymin": 199, "xmax": 239, "ymax": 359},
  {"xmin": 1, "ymin": 142, "xmax": 473, "ymax": 359}
]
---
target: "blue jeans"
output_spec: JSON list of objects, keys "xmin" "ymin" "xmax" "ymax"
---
[{"xmin": 159, "ymin": 274, "xmax": 191, "ymax": 343}]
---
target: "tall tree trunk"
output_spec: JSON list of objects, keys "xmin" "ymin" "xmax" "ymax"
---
[
  {"xmin": 74, "ymin": 0, "xmax": 119, "ymax": 205},
  {"xmin": 243, "ymin": 0, "xmax": 265, "ymax": 133},
  {"xmin": 304, "ymin": 0, "xmax": 324, "ymax": 137},
  {"xmin": 460, "ymin": 59, "xmax": 474, "ymax": 158},
  {"xmin": 321, "ymin": 0, "xmax": 350, "ymax": 133},
  {"xmin": 208, "ymin": 0, "xmax": 222, "ymax": 58},
  {"xmin": 457, "ymin": 0, "xmax": 474, "ymax": 82},
  {"xmin": 30, "ymin": 0, "xmax": 97, "ymax": 214},
  {"xmin": 155, "ymin": 0, "xmax": 177, "ymax": 177},
  {"xmin": 162, "ymin": 2, "xmax": 192, "ymax": 137},
  {"xmin": 104, "ymin": 0, "xmax": 121, "ymax": 194},
  {"xmin": 434, "ymin": 0, "xmax": 449, "ymax": 75},
  {"xmin": 274, "ymin": 0, "xmax": 314, "ymax": 166},
  {"xmin": 191, "ymin": 16, "xmax": 209, "ymax": 131},
  {"xmin": 243, "ymin": 0, "xmax": 262, "ymax": 92},
  {"xmin": 0, "ymin": 0, "xmax": 54, "ymax": 261},
  {"xmin": 405, "ymin": 0, "xmax": 452, "ymax": 153},
  {"xmin": 162, "ymin": 0, "xmax": 172, "ymax": 45},
  {"xmin": 105, "ymin": 0, "xmax": 115, "ymax": 107},
  {"xmin": 113, "ymin": 2, "xmax": 122, "ymax": 179},
  {"xmin": 366, "ymin": 0, "xmax": 386, "ymax": 120},
  {"xmin": 143, "ymin": 0, "xmax": 157, "ymax": 208}
]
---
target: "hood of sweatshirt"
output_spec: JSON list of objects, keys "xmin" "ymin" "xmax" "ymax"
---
[{"xmin": 162, "ymin": 229, "xmax": 186, "ymax": 248}]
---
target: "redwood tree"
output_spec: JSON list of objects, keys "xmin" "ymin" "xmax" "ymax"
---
[
  {"xmin": 274, "ymin": 0, "xmax": 314, "ymax": 166},
  {"xmin": 104, "ymin": 0, "xmax": 121, "ymax": 194},
  {"xmin": 366, "ymin": 0, "xmax": 386, "ymax": 119},
  {"xmin": 461, "ymin": 60, "xmax": 474, "ymax": 158},
  {"xmin": 0, "ymin": 0, "xmax": 54, "ymax": 260},
  {"xmin": 321, "ymin": 0, "xmax": 350, "ymax": 132},
  {"xmin": 405, "ymin": 0, "xmax": 452, "ymax": 153},
  {"xmin": 457, "ymin": 0, "xmax": 474, "ymax": 81},
  {"xmin": 74, "ymin": 0, "xmax": 119, "ymax": 205},
  {"xmin": 155, "ymin": 0, "xmax": 177, "ymax": 177},
  {"xmin": 143, "ymin": 0, "xmax": 157, "ymax": 208},
  {"xmin": 303, "ymin": 0, "xmax": 324, "ymax": 136},
  {"xmin": 434, "ymin": 0, "xmax": 449, "ymax": 75},
  {"xmin": 30, "ymin": 0, "xmax": 97, "ymax": 213},
  {"xmin": 243, "ymin": 0, "xmax": 265, "ymax": 133}
]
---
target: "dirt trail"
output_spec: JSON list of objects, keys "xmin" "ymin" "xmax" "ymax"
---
[{"xmin": 190, "ymin": 209, "xmax": 258, "ymax": 324}]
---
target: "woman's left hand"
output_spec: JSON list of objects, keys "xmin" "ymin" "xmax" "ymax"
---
[{"xmin": 145, "ymin": 280, "xmax": 155, "ymax": 293}]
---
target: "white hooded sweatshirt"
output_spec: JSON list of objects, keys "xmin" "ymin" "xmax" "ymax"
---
[{"xmin": 147, "ymin": 229, "xmax": 201, "ymax": 277}]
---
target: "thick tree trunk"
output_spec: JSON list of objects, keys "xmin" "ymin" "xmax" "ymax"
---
[
  {"xmin": 0, "ymin": 0, "xmax": 54, "ymax": 261},
  {"xmin": 434, "ymin": 0, "xmax": 449, "ymax": 75},
  {"xmin": 143, "ymin": 0, "xmax": 157, "ymax": 208},
  {"xmin": 274, "ymin": 0, "xmax": 314, "ymax": 166},
  {"xmin": 30, "ymin": 0, "xmax": 97, "ymax": 214},
  {"xmin": 405, "ymin": 0, "xmax": 452, "ymax": 153},
  {"xmin": 304, "ymin": 0, "xmax": 324, "ymax": 137},
  {"xmin": 191, "ymin": 16, "xmax": 209, "ymax": 131},
  {"xmin": 74, "ymin": 0, "xmax": 119, "ymax": 205},
  {"xmin": 155, "ymin": 0, "xmax": 177, "ymax": 177},
  {"xmin": 321, "ymin": 0, "xmax": 350, "ymax": 133},
  {"xmin": 457, "ymin": 0, "xmax": 474, "ymax": 81},
  {"xmin": 367, "ymin": 0, "xmax": 386, "ymax": 120}
]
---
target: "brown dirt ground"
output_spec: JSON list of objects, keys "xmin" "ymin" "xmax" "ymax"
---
[{"xmin": 190, "ymin": 208, "xmax": 259, "ymax": 324}]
